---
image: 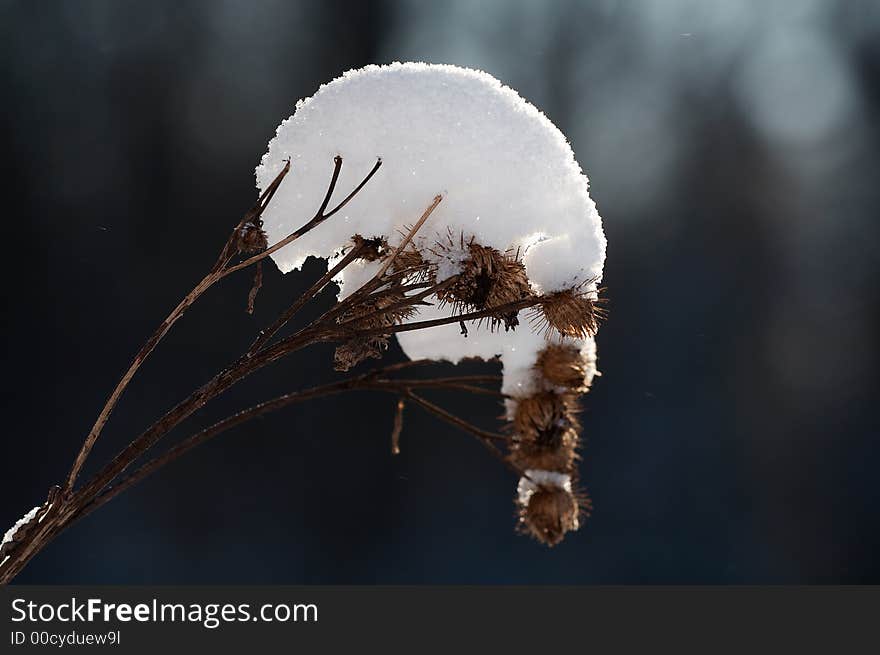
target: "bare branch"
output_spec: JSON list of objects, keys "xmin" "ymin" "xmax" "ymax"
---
[
  {"xmin": 391, "ymin": 398, "xmax": 405, "ymax": 455},
  {"xmin": 323, "ymin": 157, "xmax": 383, "ymax": 218},
  {"xmin": 68, "ymin": 371, "xmax": 508, "ymax": 525},
  {"xmin": 223, "ymin": 157, "xmax": 382, "ymax": 277},
  {"xmin": 403, "ymin": 391, "xmax": 524, "ymax": 478},
  {"xmin": 375, "ymin": 194, "xmax": 442, "ymax": 278},
  {"xmin": 247, "ymin": 241, "xmax": 366, "ymax": 355}
]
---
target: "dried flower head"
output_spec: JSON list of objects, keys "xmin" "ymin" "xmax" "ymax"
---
[
  {"xmin": 509, "ymin": 427, "xmax": 579, "ymax": 472},
  {"xmin": 334, "ymin": 292, "xmax": 418, "ymax": 371},
  {"xmin": 516, "ymin": 470, "xmax": 587, "ymax": 546},
  {"xmin": 433, "ymin": 233, "xmax": 533, "ymax": 330},
  {"xmin": 511, "ymin": 391, "xmax": 580, "ymax": 442},
  {"xmin": 392, "ymin": 247, "xmax": 434, "ymax": 282},
  {"xmin": 351, "ymin": 234, "xmax": 389, "ymax": 261},
  {"xmin": 509, "ymin": 390, "xmax": 582, "ymax": 471},
  {"xmin": 236, "ymin": 221, "xmax": 269, "ymax": 254},
  {"xmin": 531, "ymin": 287, "xmax": 606, "ymax": 339},
  {"xmin": 535, "ymin": 343, "xmax": 594, "ymax": 391}
]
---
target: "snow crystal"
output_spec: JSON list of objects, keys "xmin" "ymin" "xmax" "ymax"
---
[
  {"xmin": 257, "ymin": 62, "xmax": 606, "ymax": 392},
  {"xmin": 1, "ymin": 505, "xmax": 41, "ymax": 567},
  {"xmin": 517, "ymin": 470, "xmax": 573, "ymax": 505},
  {"xmin": 1, "ymin": 505, "xmax": 40, "ymax": 549},
  {"xmin": 421, "ymin": 242, "xmax": 469, "ymax": 283}
]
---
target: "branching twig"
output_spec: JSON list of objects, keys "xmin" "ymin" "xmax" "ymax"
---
[
  {"xmin": 64, "ymin": 156, "xmax": 381, "ymax": 495},
  {"xmin": 247, "ymin": 241, "xmax": 367, "ymax": 355},
  {"xmin": 375, "ymin": 194, "xmax": 442, "ymax": 277},
  {"xmin": 222, "ymin": 157, "xmax": 382, "ymax": 277},
  {"xmin": 402, "ymin": 391, "xmax": 524, "ymax": 477},
  {"xmin": 0, "ymin": 155, "xmax": 550, "ymax": 585},
  {"xmin": 69, "ymin": 372, "xmax": 510, "ymax": 527}
]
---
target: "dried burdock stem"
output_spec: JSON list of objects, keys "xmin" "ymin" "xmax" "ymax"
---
[
  {"xmin": 0, "ymin": 187, "xmax": 542, "ymax": 583},
  {"xmin": 67, "ymin": 371, "xmax": 507, "ymax": 529},
  {"xmin": 1, "ymin": 157, "xmax": 396, "ymax": 584},
  {"xmin": 333, "ymin": 276, "xmax": 459, "ymax": 337},
  {"xmin": 1, "ymin": 278, "xmax": 528, "ymax": 583},
  {"xmin": 64, "ymin": 156, "xmax": 382, "ymax": 496},
  {"xmin": 247, "ymin": 240, "xmax": 368, "ymax": 355},
  {"xmin": 222, "ymin": 156, "xmax": 383, "ymax": 277},
  {"xmin": 246, "ymin": 261, "xmax": 263, "ymax": 314},
  {"xmin": 310, "ymin": 197, "xmax": 445, "ymax": 339},
  {"xmin": 62, "ymin": 160, "xmax": 293, "ymax": 495},
  {"xmin": 74, "ymin": 290, "xmax": 523, "ymax": 508},
  {"xmin": 375, "ymin": 194, "xmax": 443, "ymax": 278},
  {"xmin": 1, "ymin": 152, "xmax": 585, "ymax": 583},
  {"xmin": 333, "ymin": 289, "xmax": 418, "ymax": 371},
  {"xmin": 402, "ymin": 391, "xmax": 523, "ymax": 477},
  {"xmin": 391, "ymin": 398, "xmax": 405, "ymax": 455},
  {"xmin": 309, "ymin": 264, "xmax": 427, "ymax": 330},
  {"xmin": 341, "ymin": 295, "xmax": 542, "ymax": 340}
]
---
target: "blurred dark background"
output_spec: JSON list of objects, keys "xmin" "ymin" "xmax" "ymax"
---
[{"xmin": 2, "ymin": 0, "xmax": 879, "ymax": 584}]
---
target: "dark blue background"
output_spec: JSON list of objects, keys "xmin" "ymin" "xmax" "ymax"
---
[{"xmin": 2, "ymin": 0, "xmax": 878, "ymax": 583}]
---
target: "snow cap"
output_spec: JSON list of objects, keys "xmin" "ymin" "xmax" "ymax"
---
[{"xmin": 257, "ymin": 62, "xmax": 606, "ymax": 394}]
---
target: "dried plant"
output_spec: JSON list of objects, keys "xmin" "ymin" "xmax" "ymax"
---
[{"xmin": 0, "ymin": 156, "xmax": 605, "ymax": 583}]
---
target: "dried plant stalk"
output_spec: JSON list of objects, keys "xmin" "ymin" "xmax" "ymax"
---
[{"xmin": 0, "ymin": 155, "xmax": 602, "ymax": 584}]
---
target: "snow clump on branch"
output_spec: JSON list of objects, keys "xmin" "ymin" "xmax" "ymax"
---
[{"xmin": 256, "ymin": 62, "xmax": 606, "ymax": 545}]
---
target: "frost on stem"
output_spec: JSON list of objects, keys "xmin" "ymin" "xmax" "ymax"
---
[
  {"xmin": 1, "ymin": 505, "xmax": 45, "ymax": 567},
  {"xmin": 255, "ymin": 62, "xmax": 607, "ymax": 545}
]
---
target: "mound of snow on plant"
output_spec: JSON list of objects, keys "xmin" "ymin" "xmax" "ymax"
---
[{"xmin": 257, "ymin": 62, "xmax": 605, "ymax": 395}]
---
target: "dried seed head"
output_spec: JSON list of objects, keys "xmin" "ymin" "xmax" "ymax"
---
[
  {"xmin": 333, "ymin": 338, "xmax": 380, "ymax": 371},
  {"xmin": 516, "ymin": 471, "xmax": 586, "ymax": 546},
  {"xmin": 391, "ymin": 247, "xmax": 433, "ymax": 282},
  {"xmin": 532, "ymin": 287, "xmax": 606, "ymax": 339},
  {"xmin": 433, "ymin": 234, "xmax": 533, "ymax": 330},
  {"xmin": 520, "ymin": 487, "xmax": 580, "ymax": 546},
  {"xmin": 334, "ymin": 292, "xmax": 418, "ymax": 371},
  {"xmin": 535, "ymin": 343, "xmax": 594, "ymax": 391},
  {"xmin": 512, "ymin": 391, "xmax": 580, "ymax": 442},
  {"xmin": 351, "ymin": 234, "xmax": 389, "ymax": 261},
  {"xmin": 509, "ymin": 390, "xmax": 581, "ymax": 471},
  {"xmin": 236, "ymin": 221, "xmax": 269, "ymax": 254},
  {"xmin": 509, "ymin": 429, "xmax": 579, "ymax": 471}
]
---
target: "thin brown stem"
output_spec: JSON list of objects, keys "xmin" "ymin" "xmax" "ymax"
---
[
  {"xmin": 63, "ymin": 272, "xmax": 217, "ymax": 493},
  {"xmin": 337, "ymin": 296, "xmax": 542, "ymax": 340},
  {"xmin": 316, "ymin": 265, "xmax": 422, "ymax": 326},
  {"xmin": 70, "ymin": 324, "xmax": 324, "ymax": 505},
  {"xmin": 247, "ymin": 242, "xmax": 366, "ymax": 355},
  {"xmin": 62, "ymin": 157, "xmax": 379, "ymax": 494},
  {"xmin": 375, "ymin": 194, "xmax": 442, "ymax": 277},
  {"xmin": 2, "ymin": 158, "xmax": 554, "ymax": 586},
  {"xmin": 403, "ymin": 391, "xmax": 524, "ymax": 477},
  {"xmin": 316, "ymin": 155, "xmax": 344, "ymax": 216},
  {"xmin": 70, "ymin": 373, "xmax": 509, "ymax": 525},
  {"xmin": 391, "ymin": 398, "xmax": 405, "ymax": 455},
  {"xmin": 335, "ymin": 276, "xmax": 459, "ymax": 330},
  {"xmin": 222, "ymin": 157, "xmax": 382, "ymax": 277},
  {"xmin": 63, "ymin": 160, "xmax": 297, "ymax": 493},
  {"xmin": 323, "ymin": 157, "xmax": 383, "ymax": 219}
]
